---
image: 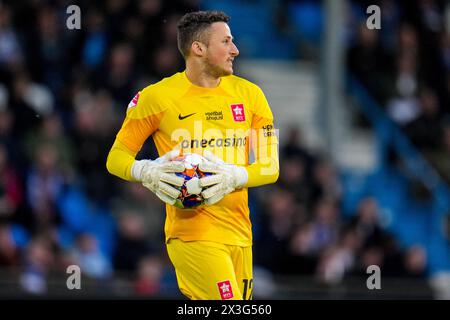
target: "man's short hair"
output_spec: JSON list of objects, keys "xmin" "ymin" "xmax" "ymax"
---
[{"xmin": 177, "ymin": 11, "xmax": 230, "ymax": 59}]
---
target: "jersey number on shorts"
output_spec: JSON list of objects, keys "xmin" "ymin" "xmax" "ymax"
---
[{"xmin": 242, "ymin": 278, "xmax": 253, "ymax": 300}]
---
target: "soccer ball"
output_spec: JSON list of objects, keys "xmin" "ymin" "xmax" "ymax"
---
[{"xmin": 172, "ymin": 153, "xmax": 211, "ymax": 209}]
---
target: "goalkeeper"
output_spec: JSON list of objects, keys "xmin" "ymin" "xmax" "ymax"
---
[{"xmin": 106, "ymin": 11, "xmax": 279, "ymax": 300}]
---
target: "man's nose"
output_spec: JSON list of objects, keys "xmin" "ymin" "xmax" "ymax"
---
[{"xmin": 231, "ymin": 43, "xmax": 239, "ymax": 56}]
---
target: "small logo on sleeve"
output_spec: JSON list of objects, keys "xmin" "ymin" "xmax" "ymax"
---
[
  {"xmin": 230, "ymin": 104, "xmax": 245, "ymax": 122},
  {"xmin": 128, "ymin": 92, "xmax": 140, "ymax": 108},
  {"xmin": 217, "ymin": 280, "xmax": 234, "ymax": 300}
]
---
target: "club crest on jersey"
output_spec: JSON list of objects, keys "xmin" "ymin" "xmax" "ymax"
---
[
  {"xmin": 128, "ymin": 92, "xmax": 140, "ymax": 108},
  {"xmin": 230, "ymin": 104, "xmax": 245, "ymax": 122},
  {"xmin": 217, "ymin": 280, "xmax": 234, "ymax": 300}
]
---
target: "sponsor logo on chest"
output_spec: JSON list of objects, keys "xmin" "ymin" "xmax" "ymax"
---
[{"xmin": 230, "ymin": 104, "xmax": 245, "ymax": 122}]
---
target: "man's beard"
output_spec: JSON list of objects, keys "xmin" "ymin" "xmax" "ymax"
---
[{"xmin": 205, "ymin": 59, "xmax": 232, "ymax": 77}]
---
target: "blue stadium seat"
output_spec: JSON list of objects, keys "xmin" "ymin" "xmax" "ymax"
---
[
  {"xmin": 288, "ymin": 1, "xmax": 323, "ymax": 46},
  {"xmin": 10, "ymin": 224, "xmax": 30, "ymax": 248},
  {"xmin": 57, "ymin": 186, "xmax": 116, "ymax": 258},
  {"xmin": 201, "ymin": 0, "xmax": 296, "ymax": 59}
]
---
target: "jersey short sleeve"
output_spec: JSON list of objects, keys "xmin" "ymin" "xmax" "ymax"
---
[{"xmin": 116, "ymin": 87, "xmax": 166, "ymax": 154}]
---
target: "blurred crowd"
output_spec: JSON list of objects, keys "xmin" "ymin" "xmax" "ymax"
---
[
  {"xmin": 252, "ymin": 127, "xmax": 428, "ymax": 286},
  {"xmin": 0, "ymin": 0, "xmax": 444, "ymax": 298},
  {"xmin": 0, "ymin": 0, "xmax": 197, "ymax": 296},
  {"xmin": 346, "ymin": 0, "xmax": 450, "ymax": 184},
  {"xmin": 252, "ymin": 0, "xmax": 446, "ymax": 291}
]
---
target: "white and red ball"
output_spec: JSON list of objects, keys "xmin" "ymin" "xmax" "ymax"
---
[{"xmin": 172, "ymin": 153, "xmax": 211, "ymax": 209}]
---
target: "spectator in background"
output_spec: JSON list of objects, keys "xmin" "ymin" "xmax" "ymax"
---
[
  {"xmin": 10, "ymin": 73, "xmax": 50, "ymax": 141},
  {"xmin": 309, "ymin": 197, "xmax": 340, "ymax": 253},
  {"xmin": 0, "ymin": 143, "xmax": 23, "ymax": 223},
  {"xmin": 149, "ymin": 44, "xmax": 184, "ymax": 80},
  {"xmin": 287, "ymin": 222, "xmax": 319, "ymax": 274},
  {"xmin": 19, "ymin": 236, "xmax": 54, "ymax": 294},
  {"xmin": 404, "ymin": 87, "xmax": 444, "ymax": 152},
  {"xmin": 0, "ymin": 224, "xmax": 21, "ymax": 268},
  {"xmin": 96, "ymin": 42, "xmax": 136, "ymax": 106},
  {"xmin": 439, "ymin": 32, "xmax": 450, "ymax": 111},
  {"xmin": 254, "ymin": 187, "xmax": 303, "ymax": 274},
  {"xmin": 0, "ymin": 4, "xmax": 23, "ymax": 70},
  {"xmin": 349, "ymin": 197, "xmax": 386, "ymax": 249},
  {"xmin": 309, "ymin": 157, "xmax": 342, "ymax": 207},
  {"xmin": 315, "ymin": 227, "xmax": 361, "ymax": 285},
  {"xmin": 347, "ymin": 22, "xmax": 391, "ymax": 103},
  {"xmin": 34, "ymin": 6, "xmax": 66, "ymax": 94},
  {"xmin": 26, "ymin": 143, "xmax": 64, "ymax": 232},
  {"xmin": 113, "ymin": 213, "xmax": 155, "ymax": 273},
  {"xmin": 277, "ymin": 156, "xmax": 311, "ymax": 205},
  {"xmin": 354, "ymin": 245, "xmax": 385, "ymax": 277},
  {"xmin": 0, "ymin": 99, "xmax": 15, "ymax": 152},
  {"xmin": 282, "ymin": 126, "xmax": 316, "ymax": 177},
  {"xmin": 427, "ymin": 119, "xmax": 450, "ymax": 184},
  {"xmin": 71, "ymin": 89, "xmax": 120, "ymax": 203},
  {"xmin": 82, "ymin": 10, "xmax": 108, "ymax": 71},
  {"xmin": 402, "ymin": 244, "xmax": 427, "ymax": 279},
  {"xmin": 111, "ymin": 182, "xmax": 165, "ymax": 247},
  {"xmin": 378, "ymin": 0, "xmax": 401, "ymax": 55},
  {"xmin": 134, "ymin": 254, "xmax": 164, "ymax": 296},
  {"xmin": 24, "ymin": 113, "xmax": 75, "ymax": 178},
  {"xmin": 439, "ymin": 32, "xmax": 450, "ymax": 73},
  {"xmin": 380, "ymin": 233, "xmax": 405, "ymax": 277},
  {"xmin": 397, "ymin": 22, "xmax": 420, "ymax": 59},
  {"xmin": 71, "ymin": 233, "xmax": 113, "ymax": 280},
  {"xmin": 386, "ymin": 52, "xmax": 421, "ymax": 126},
  {"xmin": 138, "ymin": 0, "xmax": 164, "ymax": 57}
]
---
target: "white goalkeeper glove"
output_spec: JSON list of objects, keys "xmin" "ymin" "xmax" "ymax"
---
[
  {"xmin": 132, "ymin": 150, "xmax": 185, "ymax": 206},
  {"xmin": 198, "ymin": 151, "xmax": 248, "ymax": 205}
]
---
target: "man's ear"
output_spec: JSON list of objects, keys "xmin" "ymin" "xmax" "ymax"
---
[{"xmin": 191, "ymin": 41, "xmax": 206, "ymax": 56}]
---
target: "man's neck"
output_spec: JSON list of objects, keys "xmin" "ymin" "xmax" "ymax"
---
[{"xmin": 185, "ymin": 61, "xmax": 220, "ymax": 88}]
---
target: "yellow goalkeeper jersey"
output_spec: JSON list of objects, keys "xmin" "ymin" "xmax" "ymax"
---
[{"xmin": 107, "ymin": 71, "xmax": 279, "ymax": 247}]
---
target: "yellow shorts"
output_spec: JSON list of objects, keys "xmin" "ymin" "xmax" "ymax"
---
[{"xmin": 166, "ymin": 239, "xmax": 253, "ymax": 300}]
